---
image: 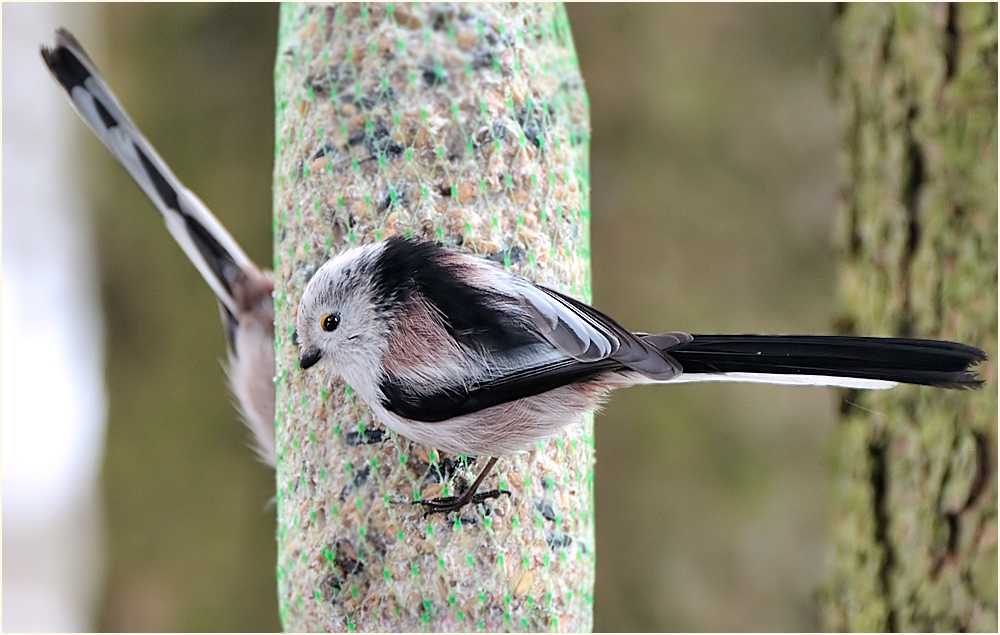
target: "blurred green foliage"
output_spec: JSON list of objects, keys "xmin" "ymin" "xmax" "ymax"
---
[
  {"xmin": 90, "ymin": 3, "xmax": 843, "ymax": 631},
  {"xmin": 568, "ymin": 4, "xmax": 841, "ymax": 631}
]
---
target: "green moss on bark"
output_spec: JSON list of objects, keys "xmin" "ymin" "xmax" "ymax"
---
[{"xmin": 819, "ymin": 4, "xmax": 997, "ymax": 631}]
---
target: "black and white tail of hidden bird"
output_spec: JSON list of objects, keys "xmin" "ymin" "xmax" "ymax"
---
[
  {"xmin": 43, "ymin": 28, "xmax": 987, "ymax": 516},
  {"xmin": 40, "ymin": 28, "xmax": 276, "ymax": 464}
]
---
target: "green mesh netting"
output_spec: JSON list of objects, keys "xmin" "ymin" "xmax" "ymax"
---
[{"xmin": 272, "ymin": 3, "xmax": 594, "ymax": 631}]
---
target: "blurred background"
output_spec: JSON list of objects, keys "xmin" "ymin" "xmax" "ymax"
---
[{"xmin": 4, "ymin": 3, "xmax": 843, "ymax": 631}]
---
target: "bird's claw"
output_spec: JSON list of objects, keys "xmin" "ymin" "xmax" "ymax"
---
[{"xmin": 417, "ymin": 489, "xmax": 511, "ymax": 517}]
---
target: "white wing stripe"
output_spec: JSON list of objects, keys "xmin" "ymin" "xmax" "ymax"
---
[{"xmin": 667, "ymin": 372, "xmax": 896, "ymax": 390}]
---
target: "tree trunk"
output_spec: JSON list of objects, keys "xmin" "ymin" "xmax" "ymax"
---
[
  {"xmin": 819, "ymin": 4, "xmax": 997, "ymax": 631},
  {"xmin": 272, "ymin": 3, "xmax": 594, "ymax": 631}
]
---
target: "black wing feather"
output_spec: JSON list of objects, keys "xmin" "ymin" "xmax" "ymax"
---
[
  {"xmin": 538, "ymin": 287, "xmax": 683, "ymax": 378},
  {"xmin": 371, "ymin": 238, "xmax": 538, "ymax": 350},
  {"xmin": 380, "ymin": 356, "xmax": 616, "ymax": 422}
]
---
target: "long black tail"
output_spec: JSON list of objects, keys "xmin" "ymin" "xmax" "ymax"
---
[{"xmin": 664, "ymin": 335, "xmax": 987, "ymax": 389}]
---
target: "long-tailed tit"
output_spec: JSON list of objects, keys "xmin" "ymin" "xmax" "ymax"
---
[
  {"xmin": 43, "ymin": 29, "xmax": 987, "ymax": 517},
  {"xmin": 41, "ymin": 29, "xmax": 276, "ymax": 464},
  {"xmin": 295, "ymin": 237, "xmax": 986, "ymax": 513}
]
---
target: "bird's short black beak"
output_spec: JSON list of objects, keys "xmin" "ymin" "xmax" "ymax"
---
[{"xmin": 299, "ymin": 349, "xmax": 321, "ymax": 370}]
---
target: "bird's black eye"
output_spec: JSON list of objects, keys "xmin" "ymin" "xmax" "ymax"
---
[{"xmin": 321, "ymin": 313, "xmax": 340, "ymax": 332}]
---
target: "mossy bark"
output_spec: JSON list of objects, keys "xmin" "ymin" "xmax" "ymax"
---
[
  {"xmin": 272, "ymin": 3, "xmax": 594, "ymax": 631},
  {"xmin": 819, "ymin": 4, "xmax": 997, "ymax": 631}
]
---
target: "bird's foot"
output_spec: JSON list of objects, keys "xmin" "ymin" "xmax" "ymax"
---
[{"xmin": 417, "ymin": 488, "xmax": 510, "ymax": 517}]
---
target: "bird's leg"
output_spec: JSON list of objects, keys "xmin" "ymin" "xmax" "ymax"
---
[{"xmin": 418, "ymin": 456, "xmax": 510, "ymax": 517}]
